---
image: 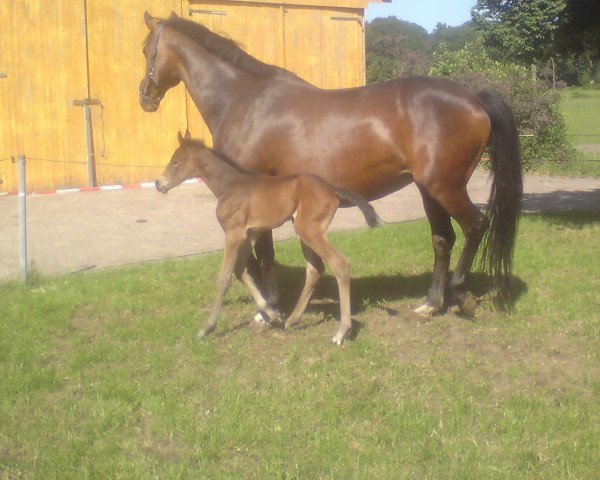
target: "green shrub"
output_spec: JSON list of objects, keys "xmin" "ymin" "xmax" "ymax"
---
[{"xmin": 429, "ymin": 40, "xmax": 577, "ymax": 170}]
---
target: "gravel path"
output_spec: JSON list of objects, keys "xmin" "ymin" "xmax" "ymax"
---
[{"xmin": 1, "ymin": 171, "xmax": 599, "ymax": 281}]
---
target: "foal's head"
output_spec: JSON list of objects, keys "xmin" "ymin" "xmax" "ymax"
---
[{"xmin": 155, "ymin": 130, "xmax": 207, "ymax": 193}]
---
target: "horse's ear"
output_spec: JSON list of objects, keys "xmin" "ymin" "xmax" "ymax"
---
[
  {"xmin": 144, "ymin": 11, "xmax": 160, "ymax": 31},
  {"xmin": 178, "ymin": 131, "xmax": 184, "ymax": 144},
  {"xmin": 184, "ymin": 129, "xmax": 192, "ymax": 140}
]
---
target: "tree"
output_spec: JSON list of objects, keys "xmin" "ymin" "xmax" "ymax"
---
[
  {"xmin": 471, "ymin": 0, "xmax": 566, "ymax": 65},
  {"xmin": 431, "ymin": 22, "xmax": 477, "ymax": 52},
  {"xmin": 365, "ymin": 16, "xmax": 432, "ymax": 83},
  {"xmin": 556, "ymin": 0, "xmax": 600, "ymax": 59}
]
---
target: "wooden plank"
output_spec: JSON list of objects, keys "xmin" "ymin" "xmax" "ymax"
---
[
  {"xmin": 0, "ymin": 0, "xmax": 88, "ymax": 192},
  {"xmin": 284, "ymin": 5, "xmax": 364, "ymax": 88}
]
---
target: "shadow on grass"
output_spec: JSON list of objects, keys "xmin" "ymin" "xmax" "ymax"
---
[
  {"xmin": 272, "ymin": 263, "xmax": 528, "ymax": 318},
  {"xmin": 521, "ymin": 191, "xmax": 600, "ymax": 222},
  {"xmin": 524, "ymin": 208, "xmax": 600, "ymax": 228}
]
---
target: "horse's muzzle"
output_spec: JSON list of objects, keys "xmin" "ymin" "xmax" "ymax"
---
[
  {"xmin": 139, "ymin": 80, "xmax": 162, "ymax": 112},
  {"xmin": 139, "ymin": 92, "xmax": 161, "ymax": 112}
]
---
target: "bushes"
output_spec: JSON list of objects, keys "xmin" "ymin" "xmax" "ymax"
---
[{"xmin": 429, "ymin": 41, "xmax": 576, "ymax": 169}]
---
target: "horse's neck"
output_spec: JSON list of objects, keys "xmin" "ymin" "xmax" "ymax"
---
[
  {"xmin": 194, "ymin": 150, "xmax": 247, "ymax": 199},
  {"xmin": 168, "ymin": 31, "xmax": 253, "ymax": 135}
]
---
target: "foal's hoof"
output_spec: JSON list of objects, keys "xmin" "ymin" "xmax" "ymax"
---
[
  {"xmin": 413, "ymin": 301, "xmax": 441, "ymax": 317},
  {"xmin": 253, "ymin": 311, "xmax": 269, "ymax": 325},
  {"xmin": 331, "ymin": 332, "xmax": 348, "ymax": 346},
  {"xmin": 196, "ymin": 327, "xmax": 213, "ymax": 340},
  {"xmin": 254, "ymin": 309, "xmax": 282, "ymax": 326}
]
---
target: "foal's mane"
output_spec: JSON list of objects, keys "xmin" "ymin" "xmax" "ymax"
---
[
  {"xmin": 181, "ymin": 138, "xmax": 255, "ymax": 175},
  {"xmin": 160, "ymin": 15, "xmax": 301, "ymax": 80}
]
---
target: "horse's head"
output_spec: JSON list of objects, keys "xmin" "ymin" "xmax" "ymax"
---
[
  {"xmin": 156, "ymin": 130, "xmax": 201, "ymax": 193},
  {"xmin": 139, "ymin": 11, "xmax": 181, "ymax": 112}
]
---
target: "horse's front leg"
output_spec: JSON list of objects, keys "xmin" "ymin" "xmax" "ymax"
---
[{"xmin": 254, "ymin": 230, "xmax": 279, "ymax": 306}]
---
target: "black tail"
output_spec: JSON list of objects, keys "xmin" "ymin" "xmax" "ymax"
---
[
  {"xmin": 476, "ymin": 90, "xmax": 523, "ymax": 302},
  {"xmin": 335, "ymin": 188, "xmax": 381, "ymax": 228}
]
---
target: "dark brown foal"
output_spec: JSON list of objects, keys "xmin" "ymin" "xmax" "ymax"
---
[{"xmin": 155, "ymin": 131, "xmax": 380, "ymax": 344}]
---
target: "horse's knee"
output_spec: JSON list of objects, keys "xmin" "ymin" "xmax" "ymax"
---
[{"xmin": 306, "ymin": 262, "xmax": 323, "ymax": 282}]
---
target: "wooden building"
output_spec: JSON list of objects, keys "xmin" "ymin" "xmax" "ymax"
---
[{"xmin": 0, "ymin": 0, "xmax": 387, "ymax": 192}]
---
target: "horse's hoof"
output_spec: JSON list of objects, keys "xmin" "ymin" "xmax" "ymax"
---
[
  {"xmin": 331, "ymin": 334, "xmax": 345, "ymax": 345},
  {"xmin": 413, "ymin": 301, "xmax": 440, "ymax": 317}
]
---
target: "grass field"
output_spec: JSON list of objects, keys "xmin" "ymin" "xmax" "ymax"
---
[
  {"xmin": 553, "ymin": 87, "xmax": 600, "ymax": 177},
  {"xmin": 2, "ymin": 212, "xmax": 600, "ymax": 479}
]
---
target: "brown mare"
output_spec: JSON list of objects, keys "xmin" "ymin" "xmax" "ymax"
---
[
  {"xmin": 156, "ymin": 131, "xmax": 380, "ymax": 344},
  {"xmin": 139, "ymin": 12, "xmax": 523, "ymax": 316}
]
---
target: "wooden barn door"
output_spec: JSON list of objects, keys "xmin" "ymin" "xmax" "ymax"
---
[
  {"xmin": 84, "ymin": 0, "xmax": 188, "ymax": 186},
  {"xmin": 0, "ymin": 1, "xmax": 89, "ymax": 192},
  {"xmin": 283, "ymin": 6, "xmax": 365, "ymax": 89}
]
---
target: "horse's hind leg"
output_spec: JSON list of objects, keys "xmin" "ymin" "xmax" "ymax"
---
[
  {"xmin": 449, "ymin": 203, "xmax": 489, "ymax": 317},
  {"xmin": 298, "ymin": 230, "xmax": 352, "ymax": 345},
  {"xmin": 285, "ymin": 241, "xmax": 325, "ymax": 329},
  {"xmin": 198, "ymin": 233, "xmax": 244, "ymax": 339},
  {"xmin": 414, "ymin": 185, "xmax": 456, "ymax": 316},
  {"xmin": 418, "ymin": 185, "xmax": 489, "ymax": 317}
]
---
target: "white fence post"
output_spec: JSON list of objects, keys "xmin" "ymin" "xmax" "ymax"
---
[{"xmin": 17, "ymin": 154, "xmax": 28, "ymax": 283}]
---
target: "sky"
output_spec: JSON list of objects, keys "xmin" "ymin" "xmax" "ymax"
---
[{"xmin": 365, "ymin": 0, "xmax": 477, "ymax": 32}]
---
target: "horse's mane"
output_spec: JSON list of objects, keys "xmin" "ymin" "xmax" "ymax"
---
[{"xmin": 162, "ymin": 15, "xmax": 301, "ymax": 80}]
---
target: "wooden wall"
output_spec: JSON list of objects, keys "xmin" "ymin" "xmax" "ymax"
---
[{"xmin": 0, "ymin": 0, "xmax": 375, "ymax": 192}]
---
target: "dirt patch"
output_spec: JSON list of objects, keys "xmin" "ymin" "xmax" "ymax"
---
[
  {"xmin": 358, "ymin": 302, "xmax": 598, "ymax": 398},
  {"xmin": 208, "ymin": 298, "xmax": 600, "ymax": 401}
]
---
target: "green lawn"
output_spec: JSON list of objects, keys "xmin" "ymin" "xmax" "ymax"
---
[
  {"xmin": 550, "ymin": 87, "xmax": 600, "ymax": 177},
  {"xmin": 2, "ymin": 212, "xmax": 600, "ymax": 479},
  {"xmin": 560, "ymin": 87, "xmax": 600, "ymax": 139}
]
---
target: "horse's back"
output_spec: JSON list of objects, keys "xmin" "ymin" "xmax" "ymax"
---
[{"xmin": 219, "ymin": 75, "xmax": 492, "ymax": 200}]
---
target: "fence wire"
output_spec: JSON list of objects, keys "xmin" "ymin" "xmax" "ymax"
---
[{"xmin": 22, "ymin": 156, "xmax": 164, "ymax": 169}]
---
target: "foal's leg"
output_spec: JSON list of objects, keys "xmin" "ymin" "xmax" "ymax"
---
[
  {"xmin": 299, "ymin": 230, "xmax": 352, "ymax": 345},
  {"xmin": 198, "ymin": 233, "xmax": 244, "ymax": 339},
  {"xmin": 414, "ymin": 185, "xmax": 456, "ymax": 316},
  {"xmin": 234, "ymin": 239, "xmax": 280, "ymax": 323},
  {"xmin": 285, "ymin": 241, "xmax": 325, "ymax": 329},
  {"xmin": 254, "ymin": 231, "xmax": 279, "ymax": 305}
]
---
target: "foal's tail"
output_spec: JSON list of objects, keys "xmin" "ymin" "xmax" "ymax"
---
[
  {"xmin": 476, "ymin": 90, "xmax": 523, "ymax": 302},
  {"xmin": 335, "ymin": 188, "xmax": 382, "ymax": 228}
]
